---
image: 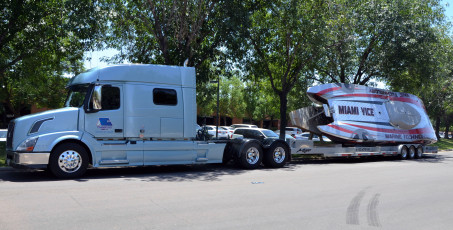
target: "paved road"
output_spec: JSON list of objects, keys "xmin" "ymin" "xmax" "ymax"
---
[{"xmin": 1, "ymin": 152, "xmax": 452, "ymax": 230}]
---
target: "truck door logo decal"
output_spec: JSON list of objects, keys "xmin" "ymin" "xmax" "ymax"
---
[{"xmin": 97, "ymin": 118, "xmax": 113, "ymax": 130}]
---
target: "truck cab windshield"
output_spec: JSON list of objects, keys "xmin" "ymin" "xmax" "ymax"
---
[{"xmin": 65, "ymin": 85, "xmax": 90, "ymax": 107}]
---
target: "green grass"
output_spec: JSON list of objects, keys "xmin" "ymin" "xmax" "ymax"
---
[
  {"xmin": 432, "ymin": 138, "xmax": 453, "ymax": 151},
  {"xmin": 0, "ymin": 142, "xmax": 6, "ymax": 167}
]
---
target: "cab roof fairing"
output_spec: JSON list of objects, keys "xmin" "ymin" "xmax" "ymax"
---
[
  {"xmin": 66, "ymin": 67, "xmax": 100, "ymax": 88},
  {"xmin": 66, "ymin": 64, "xmax": 196, "ymax": 88}
]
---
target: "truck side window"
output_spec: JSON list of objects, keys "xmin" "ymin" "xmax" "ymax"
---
[
  {"xmin": 153, "ymin": 88, "xmax": 177, "ymax": 105},
  {"xmin": 101, "ymin": 86, "xmax": 120, "ymax": 110}
]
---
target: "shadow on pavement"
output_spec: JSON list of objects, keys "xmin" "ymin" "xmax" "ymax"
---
[
  {"xmin": 287, "ymin": 153, "xmax": 446, "ymax": 166},
  {"xmin": 0, "ymin": 153, "xmax": 447, "ymax": 182},
  {"xmin": 0, "ymin": 163, "xmax": 245, "ymax": 183}
]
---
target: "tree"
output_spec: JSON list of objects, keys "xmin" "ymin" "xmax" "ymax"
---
[
  {"xmin": 388, "ymin": 24, "xmax": 453, "ymax": 138},
  {"xmin": 244, "ymin": 0, "xmax": 327, "ymax": 138},
  {"xmin": 103, "ymin": 0, "xmax": 249, "ymax": 83},
  {"xmin": 242, "ymin": 78, "xmax": 280, "ymax": 127},
  {"xmin": 0, "ymin": 0, "xmax": 106, "ymax": 118},
  {"xmin": 218, "ymin": 75, "xmax": 246, "ymax": 125},
  {"xmin": 316, "ymin": 0, "xmax": 444, "ymax": 85}
]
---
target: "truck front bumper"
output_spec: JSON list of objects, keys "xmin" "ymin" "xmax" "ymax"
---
[{"xmin": 6, "ymin": 151, "xmax": 50, "ymax": 169}]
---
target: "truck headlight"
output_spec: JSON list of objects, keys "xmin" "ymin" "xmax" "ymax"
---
[{"xmin": 17, "ymin": 136, "xmax": 39, "ymax": 152}]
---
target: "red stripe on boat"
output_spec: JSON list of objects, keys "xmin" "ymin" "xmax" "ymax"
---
[
  {"xmin": 327, "ymin": 124, "xmax": 355, "ymax": 134},
  {"xmin": 316, "ymin": 87, "xmax": 341, "ymax": 96},
  {"xmin": 342, "ymin": 123, "xmax": 432, "ymax": 135},
  {"xmin": 332, "ymin": 94, "xmax": 422, "ymax": 107}
]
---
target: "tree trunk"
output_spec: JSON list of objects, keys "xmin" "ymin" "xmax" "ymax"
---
[
  {"xmin": 445, "ymin": 119, "xmax": 450, "ymax": 139},
  {"xmin": 435, "ymin": 116, "xmax": 441, "ymax": 138},
  {"xmin": 279, "ymin": 93, "xmax": 288, "ymax": 140}
]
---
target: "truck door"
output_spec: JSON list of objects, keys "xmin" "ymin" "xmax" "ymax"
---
[{"xmin": 85, "ymin": 84, "xmax": 124, "ymax": 138}]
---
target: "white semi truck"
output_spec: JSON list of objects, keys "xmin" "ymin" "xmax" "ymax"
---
[
  {"xmin": 5, "ymin": 64, "xmax": 290, "ymax": 178},
  {"xmin": 5, "ymin": 64, "xmax": 438, "ymax": 178}
]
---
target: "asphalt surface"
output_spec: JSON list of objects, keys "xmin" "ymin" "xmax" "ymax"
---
[{"xmin": 1, "ymin": 152, "xmax": 452, "ymax": 230}]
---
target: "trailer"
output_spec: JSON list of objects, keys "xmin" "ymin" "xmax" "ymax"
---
[{"xmin": 286, "ymin": 139, "xmax": 437, "ymax": 159}]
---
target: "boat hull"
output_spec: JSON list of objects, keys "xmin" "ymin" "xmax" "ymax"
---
[{"xmin": 290, "ymin": 83, "xmax": 437, "ymax": 145}]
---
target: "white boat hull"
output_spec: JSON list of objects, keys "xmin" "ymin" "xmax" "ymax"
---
[{"xmin": 290, "ymin": 83, "xmax": 437, "ymax": 145}]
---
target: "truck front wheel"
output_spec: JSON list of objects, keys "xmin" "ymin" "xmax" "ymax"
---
[
  {"xmin": 238, "ymin": 142, "xmax": 263, "ymax": 169},
  {"xmin": 49, "ymin": 143, "xmax": 89, "ymax": 179},
  {"xmin": 264, "ymin": 142, "xmax": 289, "ymax": 168}
]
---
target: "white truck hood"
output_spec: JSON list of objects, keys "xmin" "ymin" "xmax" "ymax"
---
[{"xmin": 10, "ymin": 107, "xmax": 79, "ymax": 150}]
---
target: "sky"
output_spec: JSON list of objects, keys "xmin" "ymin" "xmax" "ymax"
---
[
  {"xmin": 445, "ymin": 0, "xmax": 453, "ymax": 21},
  {"xmin": 83, "ymin": 0, "xmax": 453, "ymax": 70}
]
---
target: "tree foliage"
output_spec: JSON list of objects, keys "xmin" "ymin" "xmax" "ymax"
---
[
  {"xmin": 244, "ymin": 0, "xmax": 327, "ymax": 138},
  {"xmin": 316, "ymin": 0, "xmax": 444, "ymax": 85},
  {"xmin": 3, "ymin": 0, "xmax": 453, "ymax": 135},
  {"xmin": 103, "ymin": 0, "xmax": 249, "ymax": 84},
  {"xmin": 0, "ymin": 0, "xmax": 106, "ymax": 117}
]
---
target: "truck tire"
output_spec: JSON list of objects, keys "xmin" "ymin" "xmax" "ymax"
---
[
  {"xmin": 238, "ymin": 142, "xmax": 263, "ymax": 169},
  {"xmin": 49, "ymin": 143, "xmax": 89, "ymax": 178},
  {"xmin": 399, "ymin": 146, "xmax": 408, "ymax": 160},
  {"xmin": 415, "ymin": 146, "xmax": 423, "ymax": 159},
  {"xmin": 263, "ymin": 142, "xmax": 288, "ymax": 168},
  {"xmin": 408, "ymin": 146, "xmax": 416, "ymax": 159}
]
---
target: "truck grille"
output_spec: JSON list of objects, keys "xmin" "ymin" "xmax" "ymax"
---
[{"xmin": 6, "ymin": 121, "xmax": 14, "ymax": 149}]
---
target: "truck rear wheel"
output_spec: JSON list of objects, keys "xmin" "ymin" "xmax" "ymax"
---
[
  {"xmin": 408, "ymin": 146, "xmax": 416, "ymax": 159},
  {"xmin": 264, "ymin": 142, "xmax": 288, "ymax": 168},
  {"xmin": 399, "ymin": 146, "xmax": 408, "ymax": 160},
  {"xmin": 49, "ymin": 143, "xmax": 88, "ymax": 179},
  {"xmin": 238, "ymin": 142, "xmax": 263, "ymax": 169}
]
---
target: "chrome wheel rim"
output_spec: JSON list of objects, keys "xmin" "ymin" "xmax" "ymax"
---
[
  {"xmin": 409, "ymin": 147, "xmax": 415, "ymax": 158},
  {"xmin": 417, "ymin": 147, "xmax": 423, "ymax": 158},
  {"xmin": 246, "ymin": 147, "xmax": 260, "ymax": 164},
  {"xmin": 58, "ymin": 150, "xmax": 82, "ymax": 173},
  {"xmin": 401, "ymin": 148, "xmax": 408, "ymax": 158},
  {"xmin": 273, "ymin": 147, "xmax": 286, "ymax": 163}
]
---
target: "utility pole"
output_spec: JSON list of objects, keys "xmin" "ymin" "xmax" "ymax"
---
[{"xmin": 210, "ymin": 78, "xmax": 220, "ymax": 139}]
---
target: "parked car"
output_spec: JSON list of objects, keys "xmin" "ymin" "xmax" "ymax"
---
[
  {"xmin": 275, "ymin": 131, "xmax": 305, "ymax": 140},
  {"xmin": 205, "ymin": 125, "xmax": 229, "ymax": 139},
  {"xmin": 230, "ymin": 124, "xmax": 258, "ymax": 129},
  {"xmin": 220, "ymin": 126, "xmax": 234, "ymax": 139},
  {"xmin": 275, "ymin": 127, "xmax": 303, "ymax": 137},
  {"xmin": 234, "ymin": 128, "xmax": 294, "ymax": 142},
  {"xmin": 299, "ymin": 132, "xmax": 331, "ymax": 142},
  {"xmin": 0, "ymin": 129, "xmax": 6, "ymax": 142}
]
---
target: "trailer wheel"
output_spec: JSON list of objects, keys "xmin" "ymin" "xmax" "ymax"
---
[
  {"xmin": 238, "ymin": 142, "xmax": 263, "ymax": 169},
  {"xmin": 408, "ymin": 146, "xmax": 416, "ymax": 159},
  {"xmin": 264, "ymin": 142, "xmax": 288, "ymax": 168},
  {"xmin": 399, "ymin": 146, "xmax": 408, "ymax": 160},
  {"xmin": 415, "ymin": 146, "xmax": 423, "ymax": 159},
  {"xmin": 49, "ymin": 143, "xmax": 88, "ymax": 179}
]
